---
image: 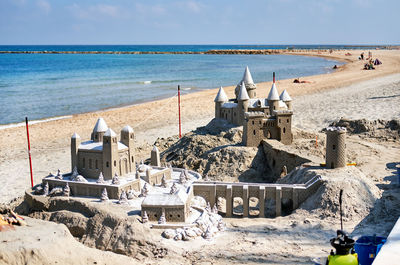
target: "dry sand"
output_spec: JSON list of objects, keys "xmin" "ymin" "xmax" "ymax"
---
[
  {"xmin": 0, "ymin": 49, "xmax": 399, "ymax": 264},
  {"xmin": 1, "ymin": 49, "xmax": 399, "ymax": 203}
]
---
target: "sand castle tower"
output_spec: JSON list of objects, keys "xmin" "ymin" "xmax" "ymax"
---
[
  {"xmin": 102, "ymin": 128, "xmax": 118, "ymax": 179},
  {"xmin": 235, "ymin": 66, "xmax": 257, "ymax": 99},
  {"xmin": 237, "ymin": 81, "xmax": 250, "ymax": 125},
  {"xmin": 325, "ymin": 126, "xmax": 347, "ymax": 169},
  {"xmin": 91, "ymin": 117, "xmax": 108, "ymax": 142},
  {"xmin": 214, "ymin": 86, "xmax": 228, "ymax": 119},
  {"xmin": 121, "ymin": 125, "xmax": 135, "ymax": 172},
  {"xmin": 279, "ymin": 89, "xmax": 292, "ymax": 110},
  {"xmin": 151, "ymin": 146, "xmax": 161, "ymax": 167},
  {"xmin": 267, "ymin": 72, "xmax": 280, "ymax": 112},
  {"xmin": 71, "ymin": 133, "xmax": 81, "ymax": 172}
]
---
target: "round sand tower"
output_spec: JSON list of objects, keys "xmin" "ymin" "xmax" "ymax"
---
[{"xmin": 325, "ymin": 126, "xmax": 347, "ymax": 169}]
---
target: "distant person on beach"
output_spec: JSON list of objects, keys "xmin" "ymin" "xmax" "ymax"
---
[
  {"xmin": 293, "ymin": 78, "xmax": 312, "ymax": 83},
  {"xmin": 360, "ymin": 52, "xmax": 364, "ymax": 60},
  {"xmin": 333, "ymin": 65, "xmax": 338, "ymax": 69}
]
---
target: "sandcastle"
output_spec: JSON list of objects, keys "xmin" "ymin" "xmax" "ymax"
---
[{"xmin": 214, "ymin": 67, "xmax": 293, "ymax": 147}]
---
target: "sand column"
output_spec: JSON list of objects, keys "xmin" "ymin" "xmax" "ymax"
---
[{"xmin": 325, "ymin": 127, "xmax": 347, "ymax": 169}]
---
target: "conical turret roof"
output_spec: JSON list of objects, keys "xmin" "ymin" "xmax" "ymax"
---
[
  {"xmin": 104, "ymin": 128, "xmax": 117, "ymax": 137},
  {"xmin": 279, "ymin": 89, "xmax": 292, "ymax": 101},
  {"xmin": 267, "ymin": 83, "xmax": 280, "ymax": 101},
  {"xmin": 238, "ymin": 81, "xmax": 250, "ymax": 100},
  {"xmin": 121, "ymin": 125, "xmax": 134, "ymax": 133},
  {"xmin": 242, "ymin": 66, "xmax": 254, "ymax": 85},
  {"xmin": 214, "ymin": 86, "xmax": 228, "ymax": 102},
  {"xmin": 93, "ymin": 118, "xmax": 108, "ymax": 133}
]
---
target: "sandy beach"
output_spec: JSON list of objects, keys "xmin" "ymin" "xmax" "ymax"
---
[
  {"xmin": 0, "ymin": 49, "xmax": 400, "ymax": 203},
  {"xmin": 0, "ymin": 49, "xmax": 400, "ymax": 265}
]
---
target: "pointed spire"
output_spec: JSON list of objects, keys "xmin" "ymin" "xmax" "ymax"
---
[
  {"xmin": 238, "ymin": 81, "xmax": 250, "ymax": 100},
  {"xmin": 93, "ymin": 118, "xmax": 108, "ymax": 133},
  {"xmin": 142, "ymin": 211, "xmax": 149, "ymax": 223},
  {"xmin": 97, "ymin": 172, "xmax": 105, "ymax": 184},
  {"xmin": 63, "ymin": 183, "xmax": 70, "ymax": 197},
  {"xmin": 170, "ymin": 183, "xmax": 178, "ymax": 194},
  {"xmin": 158, "ymin": 211, "xmax": 166, "ymax": 224},
  {"xmin": 242, "ymin": 66, "xmax": 255, "ymax": 85},
  {"xmin": 104, "ymin": 128, "xmax": 116, "ymax": 137},
  {"xmin": 161, "ymin": 174, "xmax": 167, "ymax": 188},
  {"xmin": 267, "ymin": 72, "xmax": 279, "ymax": 101},
  {"xmin": 214, "ymin": 86, "xmax": 228, "ymax": 102},
  {"xmin": 279, "ymin": 89, "xmax": 292, "ymax": 102},
  {"xmin": 111, "ymin": 173, "xmax": 120, "ymax": 185},
  {"xmin": 71, "ymin": 132, "xmax": 80, "ymax": 139},
  {"xmin": 101, "ymin": 188, "xmax": 109, "ymax": 201},
  {"xmin": 118, "ymin": 191, "xmax": 128, "ymax": 204}
]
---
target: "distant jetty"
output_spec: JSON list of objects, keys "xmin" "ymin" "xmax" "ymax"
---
[{"xmin": 0, "ymin": 47, "xmax": 398, "ymax": 55}]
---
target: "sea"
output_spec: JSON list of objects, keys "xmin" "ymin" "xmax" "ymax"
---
[{"xmin": 0, "ymin": 45, "xmax": 352, "ymax": 126}]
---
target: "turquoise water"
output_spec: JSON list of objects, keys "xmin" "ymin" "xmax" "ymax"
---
[{"xmin": 0, "ymin": 45, "xmax": 342, "ymax": 125}]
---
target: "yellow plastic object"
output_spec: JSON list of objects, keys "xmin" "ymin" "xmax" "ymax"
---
[
  {"xmin": 346, "ymin": 163, "xmax": 357, "ymax": 166},
  {"xmin": 328, "ymin": 253, "xmax": 358, "ymax": 265}
]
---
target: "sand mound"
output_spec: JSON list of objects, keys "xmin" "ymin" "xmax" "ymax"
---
[
  {"xmin": 282, "ymin": 166, "xmax": 381, "ymax": 221},
  {"xmin": 329, "ymin": 118, "xmax": 399, "ymax": 140},
  {"xmin": 11, "ymin": 195, "xmax": 172, "ymax": 261},
  {"xmin": 0, "ymin": 217, "xmax": 138, "ymax": 265},
  {"xmin": 155, "ymin": 119, "xmax": 272, "ymax": 182}
]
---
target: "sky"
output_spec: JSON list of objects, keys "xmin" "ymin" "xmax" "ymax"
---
[{"xmin": 0, "ymin": 0, "xmax": 399, "ymax": 45}]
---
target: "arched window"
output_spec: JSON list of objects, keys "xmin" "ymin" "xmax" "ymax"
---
[
  {"xmin": 333, "ymin": 145, "xmax": 336, "ymax": 150},
  {"xmin": 283, "ymin": 127, "xmax": 286, "ymax": 134},
  {"xmin": 106, "ymin": 161, "xmax": 109, "ymax": 167},
  {"xmin": 95, "ymin": 160, "xmax": 98, "ymax": 169},
  {"xmin": 114, "ymin": 160, "xmax": 117, "ymax": 167},
  {"xmin": 131, "ymin": 156, "xmax": 134, "ymax": 162},
  {"xmin": 82, "ymin": 158, "xmax": 85, "ymax": 168},
  {"xmin": 253, "ymin": 130, "xmax": 256, "ymax": 136},
  {"xmin": 89, "ymin": 159, "xmax": 92, "ymax": 169}
]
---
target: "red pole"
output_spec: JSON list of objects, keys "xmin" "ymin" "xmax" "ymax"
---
[
  {"xmin": 25, "ymin": 117, "xmax": 34, "ymax": 188},
  {"xmin": 273, "ymin": 72, "xmax": 275, "ymax": 83},
  {"xmin": 178, "ymin": 85, "xmax": 182, "ymax": 138}
]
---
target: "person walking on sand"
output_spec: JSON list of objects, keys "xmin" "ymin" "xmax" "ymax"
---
[{"xmin": 360, "ymin": 52, "xmax": 364, "ymax": 60}]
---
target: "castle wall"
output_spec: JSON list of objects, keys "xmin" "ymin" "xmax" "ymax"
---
[
  {"xmin": 77, "ymin": 151, "xmax": 103, "ymax": 179},
  {"xmin": 142, "ymin": 167, "xmax": 172, "ymax": 185},
  {"xmin": 243, "ymin": 116, "xmax": 264, "ymax": 147},
  {"xmin": 44, "ymin": 178, "xmax": 140, "ymax": 200}
]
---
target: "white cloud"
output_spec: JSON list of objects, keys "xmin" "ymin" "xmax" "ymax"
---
[
  {"xmin": 69, "ymin": 3, "xmax": 126, "ymax": 20},
  {"xmin": 36, "ymin": 0, "xmax": 50, "ymax": 13}
]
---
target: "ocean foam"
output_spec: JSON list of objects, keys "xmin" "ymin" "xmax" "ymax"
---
[{"xmin": 0, "ymin": 116, "xmax": 73, "ymax": 130}]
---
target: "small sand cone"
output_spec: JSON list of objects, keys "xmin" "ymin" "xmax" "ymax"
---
[
  {"xmin": 142, "ymin": 211, "xmax": 149, "ymax": 223},
  {"xmin": 43, "ymin": 182, "xmax": 49, "ymax": 196},
  {"xmin": 179, "ymin": 171, "xmax": 186, "ymax": 184},
  {"xmin": 112, "ymin": 173, "xmax": 120, "ymax": 185},
  {"xmin": 212, "ymin": 204, "xmax": 218, "ymax": 214},
  {"xmin": 119, "ymin": 191, "xmax": 128, "ymax": 204},
  {"xmin": 161, "ymin": 174, "xmax": 167, "ymax": 188},
  {"xmin": 217, "ymin": 219, "xmax": 225, "ymax": 232},
  {"xmin": 63, "ymin": 183, "xmax": 70, "ymax": 197},
  {"xmin": 203, "ymin": 226, "xmax": 213, "ymax": 240},
  {"xmin": 203, "ymin": 174, "xmax": 209, "ymax": 182},
  {"xmin": 135, "ymin": 170, "xmax": 140, "ymax": 179},
  {"xmin": 140, "ymin": 183, "xmax": 148, "ymax": 197},
  {"xmin": 55, "ymin": 169, "xmax": 62, "ymax": 180},
  {"xmin": 170, "ymin": 183, "xmax": 178, "ymax": 194},
  {"xmin": 184, "ymin": 169, "xmax": 190, "ymax": 180},
  {"xmin": 158, "ymin": 211, "xmax": 166, "ymax": 224},
  {"xmin": 280, "ymin": 165, "xmax": 288, "ymax": 178},
  {"xmin": 100, "ymin": 188, "xmax": 109, "ymax": 201},
  {"xmin": 97, "ymin": 172, "xmax": 105, "ymax": 183},
  {"xmin": 127, "ymin": 189, "xmax": 135, "ymax": 200},
  {"xmin": 72, "ymin": 166, "xmax": 79, "ymax": 178},
  {"xmin": 205, "ymin": 202, "xmax": 211, "ymax": 214}
]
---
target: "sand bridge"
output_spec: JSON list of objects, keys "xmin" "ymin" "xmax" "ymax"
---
[{"xmin": 193, "ymin": 175, "xmax": 321, "ymax": 217}]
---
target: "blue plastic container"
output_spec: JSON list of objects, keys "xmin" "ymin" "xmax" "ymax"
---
[
  {"xmin": 397, "ymin": 167, "xmax": 400, "ymax": 184},
  {"xmin": 354, "ymin": 235, "xmax": 386, "ymax": 265}
]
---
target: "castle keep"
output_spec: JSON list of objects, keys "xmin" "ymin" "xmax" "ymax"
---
[
  {"xmin": 71, "ymin": 118, "xmax": 136, "ymax": 180},
  {"xmin": 214, "ymin": 68, "xmax": 293, "ymax": 147}
]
